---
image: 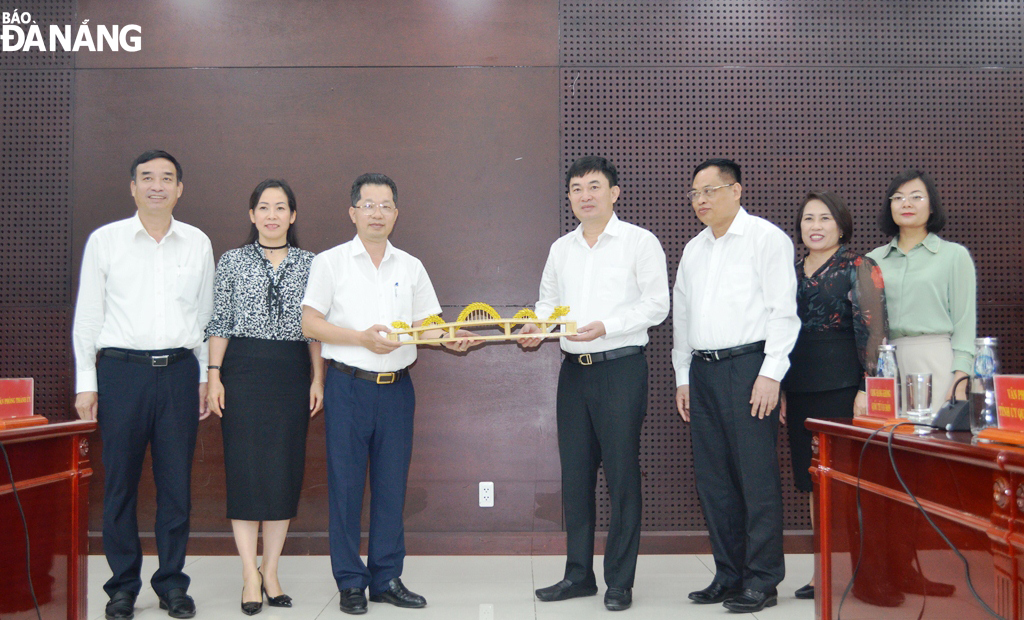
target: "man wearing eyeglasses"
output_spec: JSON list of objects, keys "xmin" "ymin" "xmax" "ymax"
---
[
  {"xmin": 672, "ymin": 159, "xmax": 799, "ymax": 612},
  {"xmin": 520, "ymin": 156, "xmax": 670, "ymax": 612},
  {"xmin": 302, "ymin": 173, "xmax": 478, "ymax": 615}
]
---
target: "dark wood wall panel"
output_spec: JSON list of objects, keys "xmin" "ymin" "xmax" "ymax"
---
[
  {"xmin": 76, "ymin": 0, "xmax": 558, "ymax": 68},
  {"xmin": 562, "ymin": 2, "xmax": 1024, "ymax": 533}
]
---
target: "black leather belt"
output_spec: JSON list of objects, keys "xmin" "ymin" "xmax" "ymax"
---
[
  {"xmin": 691, "ymin": 341, "xmax": 765, "ymax": 363},
  {"xmin": 565, "ymin": 346, "xmax": 644, "ymax": 366},
  {"xmin": 330, "ymin": 360, "xmax": 408, "ymax": 385},
  {"xmin": 100, "ymin": 347, "xmax": 192, "ymax": 367}
]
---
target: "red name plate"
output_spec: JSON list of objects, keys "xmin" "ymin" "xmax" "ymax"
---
[
  {"xmin": 0, "ymin": 378, "xmax": 34, "ymax": 419},
  {"xmin": 865, "ymin": 377, "xmax": 897, "ymax": 418},
  {"xmin": 994, "ymin": 375, "xmax": 1024, "ymax": 432}
]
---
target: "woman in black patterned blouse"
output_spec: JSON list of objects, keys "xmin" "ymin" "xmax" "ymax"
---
[
  {"xmin": 781, "ymin": 191, "xmax": 888, "ymax": 600},
  {"xmin": 205, "ymin": 179, "xmax": 324, "ymax": 615}
]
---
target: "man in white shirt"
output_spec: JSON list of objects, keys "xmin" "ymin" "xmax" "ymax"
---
[
  {"xmin": 672, "ymin": 159, "xmax": 799, "ymax": 613},
  {"xmin": 73, "ymin": 150, "xmax": 214, "ymax": 620},
  {"xmin": 520, "ymin": 156, "xmax": 670, "ymax": 612},
  {"xmin": 302, "ymin": 173, "xmax": 476, "ymax": 615}
]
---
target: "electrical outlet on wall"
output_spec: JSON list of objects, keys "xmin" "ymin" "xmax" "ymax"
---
[{"xmin": 479, "ymin": 481, "xmax": 494, "ymax": 507}]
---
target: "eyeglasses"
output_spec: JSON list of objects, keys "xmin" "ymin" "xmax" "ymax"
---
[
  {"xmin": 354, "ymin": 202, "xmax": 396, "ymax": 214},
  {"xmin": 687, "ymin": 183, "xmax": 735, "ymax": 202},
  {"xmin": 889, "ymin": 194, "xmax": 927, "ymax": 205}
]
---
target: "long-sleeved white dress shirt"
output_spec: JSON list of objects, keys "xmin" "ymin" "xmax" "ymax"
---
[
  {"xmin": 301, "ymin": 236, "xmax": 442, "ymax": 373},
  {"xmin": 535, "ymin": 213, "xmax": 670, "ymax": 354},
  {"xmin": 73, "ymin": 213, "xmax": 215, "ymax": 393},
  {"xmin": 672, "ymin": 207, "xmax": 800, "ymax": 386}
]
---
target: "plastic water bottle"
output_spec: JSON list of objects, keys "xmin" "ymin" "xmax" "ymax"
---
[
  {"xmin": 970, "ymin": 337, "xmax": 999, "ymax": 434},
  {"xmin": 877, "ymin": 344, "xmax": 900, "ymax": 415}
]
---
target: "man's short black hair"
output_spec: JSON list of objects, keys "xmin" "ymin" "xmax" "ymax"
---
[
  {"xmin": 879, "ymin": 169, "xmax": 946, "ymax": 237},
  {"xmin": 565, "ymin": 156, "xmax": 618, "ymax": 190},
  {"xmin": 350, "ymin": 173, "xmax": 398, "ymax": 206},
  {"xmin": 693, "ymin": 158, "xmax": 741, "ymax": 185},
  {"xmin": 130, "ymin": 150, "xmax": 182, "ymax": 182},
  {"xmin": 797, "ymin": 190, "xmax": 854, "ymax": 243}
]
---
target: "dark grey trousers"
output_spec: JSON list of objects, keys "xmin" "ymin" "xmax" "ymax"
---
[
  {"xmin": 556, "ymin": 353, "xmax": 647, "ymax": 589},
  {"xmin": 689, "ymin": 351, "xmax": 785, "ymax": 591}
]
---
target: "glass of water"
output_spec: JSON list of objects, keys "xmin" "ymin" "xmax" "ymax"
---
[{"xmin": 905, "ymin": 372, "xmax": 933, "ymax": 434}]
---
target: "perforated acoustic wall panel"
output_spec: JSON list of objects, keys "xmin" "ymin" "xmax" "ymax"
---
[
  {"xmin": 1, "ymin": 1, "xmax": 75, "ymax": 420},
  {"xmin": 561, "ymin": 2, "xmax": 1024, "ymax": 532}
]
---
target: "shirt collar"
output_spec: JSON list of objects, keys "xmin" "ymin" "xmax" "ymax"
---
[
  {"xmin": 696, "ymin": 206, "xmax": 749, "ymax": 243},
  {"xmin": 921, "ymin": 232, "xmax": 941, "ymax": 253},
  {"xmin": 571, "ymin": 212, "xmax": 622, "ymax": 246},
  {"xmin": 351, "ymin": 234, "xmax": 394, "ymax": 262},
  {"xmin": 880, "ymin": 231, "xmax": 940, "ymax": 256},
  {"xmin": 131, "ymin": 212, "xmax": 179, "ymax": 241}
]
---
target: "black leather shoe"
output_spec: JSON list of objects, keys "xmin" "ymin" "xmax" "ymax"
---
[
  {"xmin": 604, "ymin": 587, "xmax": 632, "ymax": 611},
  {"xmin": 688, "ymin": 582, "xmax": 742, "ymax": 604},
  {"xmin": 339, "ymin": 587, "xmax": 368, "ymax": 615},
  {"xmin": 105, "ymin": 591, "xmax": 137, "ymax": 620},
  {"xmin": 241, "ymin": 572, "xmax": 263, "ymax": 616},
  {"xmin": 369, "ymin": 578, "xmax": 427, "ymax": 608},
  {"xmin": 259, "ymin": 570, "xmax": 292, "ymax": 607},
  {"xmin": 535, "ymin": 579, "xmax": 599, "ymax": 602},
  {"xmin": 794, "ymin": 583, "xmax": 815, "ymax": 599},
  {"xmin": 158, "ymin": 588, "xmax": 196, "ymax": 619},
  {"xmin": 723, "ymin": 587, "xmax": 777, "ymax": 612}
]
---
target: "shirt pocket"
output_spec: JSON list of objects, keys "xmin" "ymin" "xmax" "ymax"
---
[
  {"xmin": 391, "ymin": 280, "xmax": 415, "ymax": 323},
  {"xmin": 175, "ymin": 254, "xmax": 205, "ymax": 307}
]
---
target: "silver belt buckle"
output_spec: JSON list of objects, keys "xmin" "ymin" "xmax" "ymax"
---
[{"xmin": 151, "ymin": 355, "xmax": 169, "ymax": 367}]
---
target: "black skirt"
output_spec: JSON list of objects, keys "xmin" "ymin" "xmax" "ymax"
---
[
  {"xmin": 786, "ymin": 386, "xmax": 859, "ymax": 493},
  {"xmin": 221, "ymin": 337, "xmax": 310, "ymax": 521},
  {"xmin": 782, "ymin": 330, "xmax": 862, "ymax": 393}
]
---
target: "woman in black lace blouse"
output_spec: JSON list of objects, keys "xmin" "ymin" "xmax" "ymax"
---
[
  {"xmin": 781, "ymin": 191, "xmax": 888, "ymax": 600},
  {"xmin": 205, "ymin": 179, "xmax": 324, "ymax": 615}
]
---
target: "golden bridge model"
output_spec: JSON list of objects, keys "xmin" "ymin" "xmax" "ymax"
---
[{"xmin": 388, "ymin": 303, "xmax": 576, "ymax": 345}]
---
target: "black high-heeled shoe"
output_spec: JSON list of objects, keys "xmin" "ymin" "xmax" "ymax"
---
[
  {"xmin": 241, "ymin": 572, "xmax": 263, "ymax": 616},
  {"xmin": 259, "ymin": 569, "xmax": 293, "ymax": 608}
]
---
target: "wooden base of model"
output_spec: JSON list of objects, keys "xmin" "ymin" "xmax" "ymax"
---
[
  {"xmin": 387, "ymin": 302, "xmax": 577, "ymax": 345},
  {"xmin": 388, "ymin": 318, "xmax": 577, "ymax": 345}
]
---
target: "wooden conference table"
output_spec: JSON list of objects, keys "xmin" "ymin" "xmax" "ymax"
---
[
  {"xmin": 809, "ymin": 418, "xmax": 1024, "ymax": 619},
  {"xmin": 0, "ymin": 420, "xmax": 96, "ymax": 620}
]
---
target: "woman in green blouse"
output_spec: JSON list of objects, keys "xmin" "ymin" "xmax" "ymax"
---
[{"xmin": 866, "ymin": 170, "xmax": 976, "ymax": 412}]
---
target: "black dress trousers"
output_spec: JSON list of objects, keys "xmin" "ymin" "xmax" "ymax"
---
[
  {"xmin": 689, "ymin": 350, "xmax": 785, "ymax": 592},
  {"xmin": 96, "ymin": 351, "xmax": 200, "ymax": 599},
  {"xmin": 556, "ymin": 352, "xmax": 647, "ymax": 589}
]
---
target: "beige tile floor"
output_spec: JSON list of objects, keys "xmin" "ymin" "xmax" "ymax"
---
[{"xmin": 87, "ymin": 553, "xmax": 816, "ymax": 619}]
